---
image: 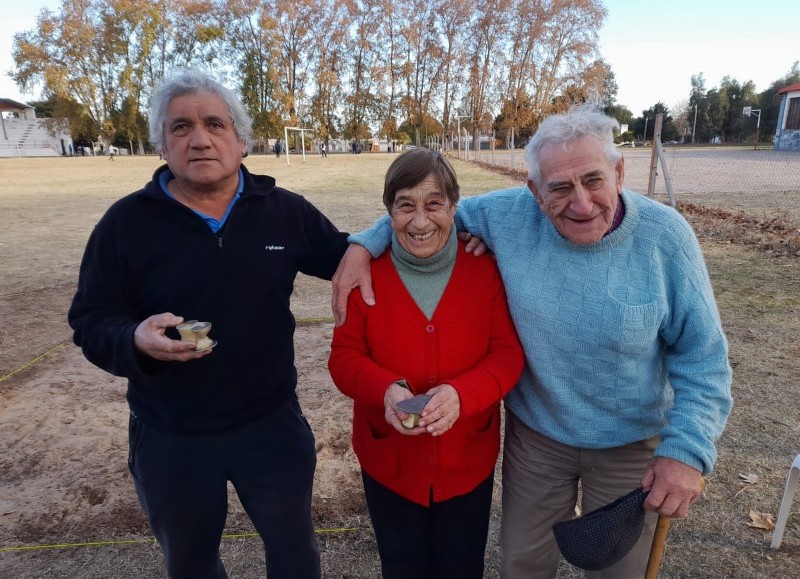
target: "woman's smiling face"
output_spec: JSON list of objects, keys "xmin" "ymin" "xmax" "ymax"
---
[{"xmin": 390, "ymin": 173, "xmax": 456, "ymax": 259}]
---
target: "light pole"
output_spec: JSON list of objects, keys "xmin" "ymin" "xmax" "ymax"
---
[
  {"xmin": 643, "ymin": 117, "xmax": 649, "ymax": 144},
  {"xmin": 692, "ymin": 104, "xmax": 698, "ymax": 145}
]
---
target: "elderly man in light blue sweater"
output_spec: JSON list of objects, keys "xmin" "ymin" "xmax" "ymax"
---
[{"xmin": 331, "ymin": 104, "xmax": 732, "ymax": 579}]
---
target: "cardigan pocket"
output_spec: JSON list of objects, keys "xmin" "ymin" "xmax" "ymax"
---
[
  {"xmin": 467, "ymin": 410, "xmax": 500, "ymax": 472},
  {"xmin": 355, "ymin": 421, "xmax": 400, "ymax": 479},
  {"xmin": 439, "ymin": 409, "xmax": 499, "ymax": 473}
]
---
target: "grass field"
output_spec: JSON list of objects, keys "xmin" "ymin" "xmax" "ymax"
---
[{"xmin": 0, "ymin": 152, "xmax": 798, "ymax": 578}]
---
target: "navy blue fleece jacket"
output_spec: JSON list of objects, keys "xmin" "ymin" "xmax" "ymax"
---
[{"xmin": 68, "ymin": 164, "xmax": 348, "ymax": 433}]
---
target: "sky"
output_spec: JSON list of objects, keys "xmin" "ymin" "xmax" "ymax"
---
[
  {"xmin": 599, "ymin": 0, "xmax": 799, "ymax": 114},
  {"xmin": 1, "ymin": 0, "xmax": 798, "ymax": 117}
]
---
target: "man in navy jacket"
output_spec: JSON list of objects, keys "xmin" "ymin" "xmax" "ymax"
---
[{"xmin": 68, "ymin": 70, "xmax": 348, "ymax": 579}]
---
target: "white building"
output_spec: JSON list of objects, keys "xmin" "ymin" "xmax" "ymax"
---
[
  {"xmin": 0, "ymin": 98, "xmax": 73, "ymax": 157},
  {"xmin": 774, "ymin": 82, "xmax": 800, "ymax": 151}
]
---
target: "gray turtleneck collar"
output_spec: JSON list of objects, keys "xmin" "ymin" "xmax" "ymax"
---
[{"xmin": 390, "ymin": 227, "xmax": 457, "ymax": 319}]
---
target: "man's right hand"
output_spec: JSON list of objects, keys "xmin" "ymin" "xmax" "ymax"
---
[
  {"xmin": 134, "ymin": 313, "xmax": 211, "ymax": 362},
  {"xmin": 331, "ymin": 244, "xmax": 375, "ymax": 326}
]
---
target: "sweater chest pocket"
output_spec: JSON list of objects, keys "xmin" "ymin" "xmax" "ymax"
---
[{"xmin": 604, "ymin": 297, "xmax": 665, "ymax": 355}]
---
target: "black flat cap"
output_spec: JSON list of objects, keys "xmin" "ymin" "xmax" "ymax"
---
[{"xmin": 552, "ymin": 487, "xmax": 648, "ymax": 571}]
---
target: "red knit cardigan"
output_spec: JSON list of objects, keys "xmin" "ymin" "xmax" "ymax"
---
[{"xmin": 328, "ymin": 242, "xmax": 524, "ymax": 506}]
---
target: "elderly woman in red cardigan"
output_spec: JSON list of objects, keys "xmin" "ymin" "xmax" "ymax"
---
[{"xmin": 328, "ymin": 149, "xmax": 523, "ymax": 578}]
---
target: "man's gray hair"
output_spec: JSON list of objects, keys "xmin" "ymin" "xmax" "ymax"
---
[
  {"xmin": 148, "ymin": 69, "xmax": 252, "ymax": 152},
  {"xmin": 524, "ymin": 104, "xmax": 622, "ymax": 186}
]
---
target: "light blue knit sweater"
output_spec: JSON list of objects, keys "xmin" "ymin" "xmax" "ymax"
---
[{"xmin": 351, "ymin": 188, "xmax": 733, "ymax": 475}]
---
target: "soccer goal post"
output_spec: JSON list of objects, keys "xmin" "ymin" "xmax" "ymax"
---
[{"xmin": 284, "ymin": 127, "xmax": 314, "ymax": 165}]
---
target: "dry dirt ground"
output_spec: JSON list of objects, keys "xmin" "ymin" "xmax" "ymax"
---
[{"xmin": 0, "ymin": 153, "xmax": 799, "ymax": 578}]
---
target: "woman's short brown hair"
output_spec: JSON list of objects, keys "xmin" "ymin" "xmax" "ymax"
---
[{"xmin": 383, "ymin": 148, "xmax": 460, "ymax": 213}]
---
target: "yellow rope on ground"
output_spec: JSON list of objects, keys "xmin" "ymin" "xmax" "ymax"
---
[
  {"xmin": 0, "ymin": 527, "xmax": 357, "ymax": 553},
  {"xmin": 0, "ymin": 319, "xmax": 345, "ymax": 553},
  {"xmin": 0, "ymin": 343, "xmax": 65, "ymax": 384},
  {"xmin": 0, "ymin": 316, "xmax": 334, "ymax": 385}
]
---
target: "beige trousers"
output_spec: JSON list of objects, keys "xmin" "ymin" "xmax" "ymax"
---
[{"xmin": 500, "ymin": 411, "xmax": 659, "ymax": 579}]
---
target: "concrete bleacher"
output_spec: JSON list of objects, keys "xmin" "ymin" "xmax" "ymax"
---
[
  {"xmin": 1, "ymin": 98, "xmax": 72, "ymax": 157},
  {"xmin": 0, "ymin": 118, "xmax": 61, "ymax": 157}
]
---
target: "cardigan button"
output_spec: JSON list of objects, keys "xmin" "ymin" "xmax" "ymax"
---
[
  {"xmin": 428, "ymin": 376, "xmax": 436, "ymax": 384},
  {"xmin": 426, "ymin": 324, "xmax": 435, "ymax": 333}
]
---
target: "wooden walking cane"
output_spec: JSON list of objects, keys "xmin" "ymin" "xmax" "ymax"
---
[
  {"xmin": 644, "ymin": 515, "xmax": 671, "ymax": 579},
  {"xmin": 644, "ymin": 479, "xmax": 705, "ymax": 579}
]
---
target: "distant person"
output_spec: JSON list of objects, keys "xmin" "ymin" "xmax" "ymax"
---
[
  {"xmin": 68, "ymin": 69, "xmax": 349, "ymax": 579},
  {"xmin": 332, "ymin": 104, "xmax": 733, "ymax": 578},
  {"xmin": 329, "ymin": 148, "xmax": 523, "ymax": 578},
  {"xmin": 108, "ymin": 146, "xmax": 116, "ymax": 161},
  {"xmin": 274, "ymin": 138, "xmax": 283, "ymax": 158},
  {"xmin": 320, "ymin": 141, "xmax": 327, "ymax": 158}
]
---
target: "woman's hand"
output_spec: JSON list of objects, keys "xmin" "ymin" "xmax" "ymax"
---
[
  {"xmin": 384, "ymin": 382, "xmax": 426, "ymax": 435},
  {"xmin": 418, "ymin": 384, "xmax": 460, "ymax": 436}
]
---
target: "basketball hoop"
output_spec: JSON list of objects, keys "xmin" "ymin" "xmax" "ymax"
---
[{"xmin": 742, "ymin": 107, "xmax": 761, "ymax": 149}]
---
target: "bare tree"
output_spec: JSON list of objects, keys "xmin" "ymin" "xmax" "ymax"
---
[
  {"xmin": 115, "ymin": 0, "xmax": 170, "ymax": 153},
  {"xmin": 9, "ymin": 0, "xmax": 608, "ymax": 153},
  {"xmin": 465, "ymin": 0, "xmax": 511, "ymax": 150},
  {"xmin": 223, "ymin": 0, "xmax": 281, "ymax": 142},
  {"xmin": 343, "ymin": 0, "xmax": 383, "ymax": 143},
  {"xmin": 169, "ymin": 0, "xmax": 225, "ymax": 68},
  {"xmin": 399, "ymin": 0, "xmax": 444, "ymax": 146},
  {"xmin": 497, "ymin": 0, "xmax": 546, "ymax": 148},
  {"xmin": 434, "ymin": 0, "xmax": 471, "ymax": 150},
  {"xmin": 527, "ymin": 0, "xmax": 606, "ymax": 120},
  {"xmin": 271, "ymin": 0, "xmax": 320, "ymax": 125},
  {"xmin": 310, "ymin": 0, "xmax": 349, "ymax": 142},
  {"xmin": 12, "ymin": 0, "xmax": 127, "ymax": 143}
]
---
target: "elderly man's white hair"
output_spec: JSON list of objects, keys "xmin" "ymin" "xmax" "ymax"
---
[{"xmin": 525, "ymin": 104, "xmax": 622, "ymax": 187}]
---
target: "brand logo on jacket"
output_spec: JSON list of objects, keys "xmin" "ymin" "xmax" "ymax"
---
[{"xmin": 264, "ymin": 245, "xmax": 285, "ymax": 251}]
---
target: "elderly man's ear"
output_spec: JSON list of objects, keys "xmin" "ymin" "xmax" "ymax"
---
[
  {"xmin": 527, "ymin": 180, "xmax": 544, "ymax": 205},
  {"xmin": 614, "ymin": 157, "xmax": 625, "ymax": 190}
]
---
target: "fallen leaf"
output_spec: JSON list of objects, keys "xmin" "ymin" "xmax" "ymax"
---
[
  {"xmin": 739, "ymin": 473, "xmax": 759, "ymax": 484},
  {"xmin": 747, "ymin": 510, "xmax": 775, "ymax": 531}
]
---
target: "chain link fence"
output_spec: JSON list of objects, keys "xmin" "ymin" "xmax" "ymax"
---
[{"xmin": 459, "ymin": 146, "xmax": 800, "ymax": 194}]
